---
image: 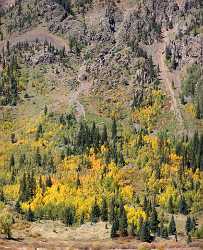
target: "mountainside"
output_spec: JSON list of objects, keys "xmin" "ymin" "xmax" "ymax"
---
[{"xmin": 0, "ymin": 0, "xmax": 203, "ymax": 249}]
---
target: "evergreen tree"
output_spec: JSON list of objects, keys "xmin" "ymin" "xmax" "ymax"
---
[
  {"xmin": 77, "ymin": 122, "xmax": 86, "ymax": 150},
  {"xmin": 171, "ymin": 56, "xmax": 176, "ymax": 70},
  {"xmin": 101, "ymin": 124, "xmax": 108, "ymax": 145},
  {"xmin": 147, "ymin": 200, "xmax": 152, "ymax": 215},
  {"xmin": 191, "ymin": 217, "xmax": 196, "ymax": 232},
  {"xmin": 44, "ymin": 105, "xmax": 48, "ymax": 116},
  {"xmin": 60, "ymin": 150, "xmax": 65, "ymax": 160},
  {"xmin": 161, "ymin": 227, "xmax": 169, "ymax": 238},
  {"xmin": 90, "ymin": 201, "xmax": 101, "ymax": 223},
  {"xmin": 39, "ymin": 175, "xmax": 43, "ymax": 189},
  {"xmin": 137, "ymin": 216, "xmax": 144, "ymax": 239},
  {"xmin": 76, "ymin": 173, "xmax": 80, "ymax": 189},
  {"xmin": 27, "ymin": 171, "xmax": 36, "ymax": 199},
  {"xmin": 19, "ymin": 173, "xmax": 28, "ymax": 202},
  {"xmin": 143, "ymin": 196, "xmax": 148, "ymax": 212},
  {"xmin": 45, "ymin": 176, "xmax": 52, "ymax": 188},
  {"xmin": 15, "ymin": 199, "xmax": 21, "ymax": 213},
  {"xmin": 10, "ymin": 169, "xmax": 15, "ymax": 184},
  {"xmin": 192, "ymin": 131, "xmax": 199, "ymax": 154},
  {"xmin": 11, "ymin": 133, "xmax": 17, "ymax": 144},
  {"xmin": 118, "ymin": 151, "xmax": 125, "ymax": 167},
  {"xmin": 168, "ymin": 196, "xmax": 174, "ymax": 214},
  {"xmin": 159, "ymin": 217, "xmax": 164, "ymax": 237},
  {"xmin": 119, "ymin": 200, "xmax": 125, "ymax": 218},
  {"xmin": 112, "ymin": 142, "xmax": 118, "ymax": 164},
  {"xmin": 26, "ymin": 207, "xmax": 34, "ymax": 222},
  {"xmin": 109, "ymin": 197, "xmax": 115, "ymax": 224},
  {"xmin": 114, "ymin": 211, "xmax": 120, "ymax": 231},
  {"xmin": 129, "ymin": 223, "xmax": 136, "ymax": 237},
  {"xmin": 119, "ymin": 206, "xmax": 128, "ymax": 236},
  {"xmin": 179, "ymin": 196, "xmax": 188, "ymax": 215},
  {"xmin": 80, "ymin": 212, "xmax": 85, "ymax": 225},
  {"xmin": 91, "ymin": 121, "xmax": 96, "ymax": 145},
  {"xmin": 168, "ymin": 215, "xmax": 176, "ymax": 235},
  {"xmin": 111, "ymin": 220, "xmax": 118, "ymax": 238},
  {"xmin": 6, "ymin": 40, "xmax": 10, "ymax": 55},
  {"xmin": 136, "ymin": 196, "xmax": 140, "ymax": 205},
  {"xmin": 26, "ymin": 173, "xmax": 32, "ymax": 199},
  {"xmin": 35, "ymin": 148, "xmax": 42, "ymax": 166},
  {"xmin": 64, "ymin": 207, "xmax": 75, "ymax": 226},
  {"xmin": 197, "ymin": 137, "xmax": 203, "ymax": 170},
  {"xmin": 111, "ymin": 118, "xmax": 117, "ymax": 140},
  {"xmin": 187, "ymin": 234, "xmax": 192, "ymax": 244},
  {"xmin": 35, "ymin": 124, "xmax": 43, "ymax": 140},
  {"xmin": 185, "ymin": 216, "xmax": 192, "ymax": 235},
  {"xmin": 149, "ymin": 207, "xmax": 159, "ymax": 234},
  {"xmin": 9, "ymin": 154, "xmax": 15, "ymax": 170},
  {"xmin": 132, "ymin": 94, "xmax": 137, "ymax": 109},
  {"xmin": 48, "ymin": 156, "xmax": 55, "ymax": 174},
  {"xmin": 101, "ymin": 198, "xmax": 108, "ymax": 222},
  {"xmin": 19, "ymin": 154, "xmax": 26, "ymax": 166},
  {"xmin": 140, "ymin": 221, "xmax": 151, "ymax": 242},
  {"xmin": 95, "ymin": 127, "xmax": 101, "ymax": 148},
  {"xmin": 196, "ymin": 101, "xmax": 201, "ymax": 119},
  {"xmin": 0, "ymin": 189, "xmax": 5, "ymax": 202}
]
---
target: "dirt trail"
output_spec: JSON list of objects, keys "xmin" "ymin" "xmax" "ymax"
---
[
  {"xmin": 153, "ymin": 29, "xmax": 184, "ymax": 130},
  {"xmin": 69, "ymin": 65, "xmax": 92, "ymax": 120}
]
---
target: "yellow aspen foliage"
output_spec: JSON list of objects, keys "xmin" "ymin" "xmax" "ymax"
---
[
  {"xmin": 143, "ymin": 135, "xmax": 158, "ymax": 152},
  {"xmin": 16, "ymin": 139, "xmax": 27, "ymax": 145},
  {"xmin": 193, "ymin": 169, "xmax": 201, "ymax": 182},
  {"xmin": 125, "ymin": 206, "xmax": 146, "ymax": 228},
  {"xmin": 131, "ymin": 90, "xmax": 164, "ymax": 130},
  {"xmin": 158, "ymin": 185, "xmax": 178, "ymax": 208},
  {"xmin": 21, "ymin": 202, "xmax": 30, "ymax": 212},
  {"xmin": 107, "ymin": 162, "xmax": 120, "ymax": 182},
  {"xmin": 0, "ymin": 121, "xmax": 13, "ymax": 132},
  {"xmin": 161, "ymin": 163, "xmax": 171, "ymax": 178},
  {"xmin": 3, "ymin": 184, "xmax": 19, "ymax": 200},
  {"xmin": 27, "ymin": 127, "xmax": 37, "ymax": 134},
  {"xmin": 189, "ymin": 191, "xmax": 201, "ymax": 213},
  {"xmin": 132, "ymin": 106, "xmax": 157, "ymax": 130},
  {"xmin": 90, "ymin": 154, "xmax": 102, "ymax": 171},
  {"xmin": 170, "ymin": 153, "xmax": 182, "ymax": 165},
  {"xmin": 146, "ymin": 172, "xmax": 160, "ymax": 194},
  {"xmin": 75, "ymin": 195, "xmax": 97, "ymax": 219},
  {"xmin": 101, "ymin": 145, "xmax": 109, "ymax": 154},
  {"xmin": 120, "ymin": 185, "xmax": 134, "ymax": 203},
  {"xmin": 61, "ymin": 156, "xmax": 80, "ymax": 171},
  {"xmin": 184, "ymin": 103, "xmax": 196, "ymax": 118},
  {"xmin": 28, "ymin": 189, "xmax": 44, "ymax": 212}
]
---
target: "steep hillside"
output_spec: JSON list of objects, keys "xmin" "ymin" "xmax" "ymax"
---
[{"xmin": 0, "ymin": 0, "xmax": 202, "ymax": 249}]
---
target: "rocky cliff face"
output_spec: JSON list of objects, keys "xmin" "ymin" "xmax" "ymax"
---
[{"xmin": 0, "ymin": 0, "xmax": 202, "ymax": 102}]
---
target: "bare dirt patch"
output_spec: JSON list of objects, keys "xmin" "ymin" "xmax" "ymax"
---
[
  {"xmin": 0, "ymin": 0, "xmax": 15, "ymax": 8},
  {"xmin": 69, "ymin": 65, "xmax": 93, "ymax": 120},
  {"xmin": 0, "ymin": 27, "xmax": 69, "ymax": 52},
  {"xmin": 151, "ymin": 28, "xmax": 185, "ymax": 132}
]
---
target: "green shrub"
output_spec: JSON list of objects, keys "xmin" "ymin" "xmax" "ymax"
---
[{"xmin": 194, "ymin": 225, "xmax": 203, "ymax": 239}]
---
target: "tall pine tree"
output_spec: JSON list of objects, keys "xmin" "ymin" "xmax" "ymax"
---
[
  {"xmin": 111, "ymin": 118, "xmax": 117, "ymax": 141},
  {"xmin": 90, "ymin": 201, "xmax": 101, "ymax": 223},
  {"xmin": 140, "ymin": 221, "xmax": 151, "ymax": 242},
  {"xmin": 101, "ymin": 198, "xmax": 108, "ymax": 222},
  {"xmin": 149, "ymin": 207, "xmax": 159, "ymax": 234},
  {"xmin": 168, "ymin": 215, "xmax": 176, "ymax": 235}
]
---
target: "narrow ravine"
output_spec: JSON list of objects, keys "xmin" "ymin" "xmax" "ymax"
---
[
  {"xmin": 68, "ymin": 65, "xmax": 92, "ymax": 120},
  {"xmin": 153, "ymin": 28, "xmax": 185, "ymax": 131}
]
